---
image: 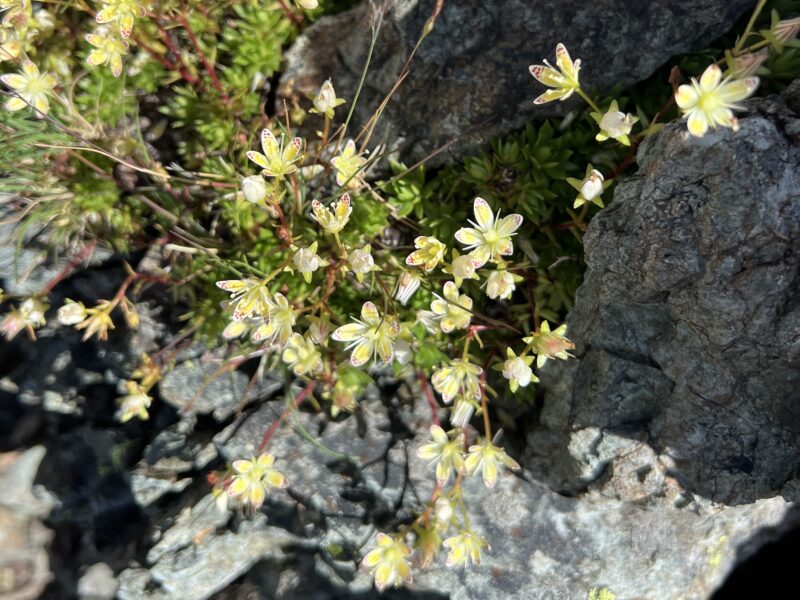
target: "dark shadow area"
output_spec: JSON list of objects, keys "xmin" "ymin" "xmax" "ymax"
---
[{"xmin": 712, "ymin": 523, "xmax": 800, "ymax": 599}]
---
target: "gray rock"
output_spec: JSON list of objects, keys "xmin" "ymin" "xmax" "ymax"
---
[
  {"xmin": 118, "ymin": 495, "xmax": 299, "ymax": 600},
  {"xmin": 0, "ymin": 447, "xmax": 54, "ymax": 600},
  {"xmin": 412, "ymin": 475, "xmax": 799, "ymax": 600},
  {"xmin": 279, "ymin": 0, "xmax": 754, "ymax": 165},
  {"xmin": 159, "ymin": 352, "xmax": 283, "ymax": 422},
  {"xmin": 130, "ymin": 471, "xmax": 193, "ymax": 508},
  {"xmin": 77, "ymin": 563, "xmax": 118, "ymax": 600},
  {"xmin": 528, "ymin": 90, "xmax": 800, "ymax": 509}
]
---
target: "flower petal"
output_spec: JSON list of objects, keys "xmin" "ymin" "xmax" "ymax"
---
[
  {"xmin": 232, "ymin": 460, "xmax": 253, "ymax": 474},
  {"xmin": 454, "ymin": 227, "xmax": 482, "ymax": 246},
  {"xmin": 0, "ymin": 74, "xmax": 25, "ymax": 89},
  {"xmin": 699, "ymin": 64, "xmax": 722, "ymax": 91},
  {"xmin": 718, "ymin": 77, "xmax": 759, "ymax": 104},
  {"xmin": 472, "ymin": 197, "xmax": 494, "ymax": 229},
  {"xmin": 332, "ymin": 322, "xmax": 364, "ymax": 342},
  {"xmin": 496, "ymin": 213, "xmax": 523, "ymax": 236},
  {"xmin": 261, "ymin": 128, "xmax": 279, "ymax": 157},
  {"xmin": 360, "ymin": 301, "xmax": 379, "ymax": 324},
  {"xmin": 349, "ymin": 338, "xmax": 374, "ymax": 367},
  {"xmin": 687, "ymin": 111, "xmax": 709, "ymax": 137},
  {"xmin": 247, "ymin": 151, "xmax": 270, "ymax": 170},
  {"xmin": 674, "ymin": 84, "xmax": 699, "ymax": 109}
]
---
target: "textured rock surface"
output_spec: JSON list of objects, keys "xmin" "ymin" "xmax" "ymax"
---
[
  {"xmin": 527, "ymin": 88, "xmax": 800, "ymax": 510},
  {"xmin": 0, "ymin": 447, "xmax": 55, "ymax": 600},
  {"xmin": 280, "ymin": 0, "xmax": 755, "ymax": 165}
]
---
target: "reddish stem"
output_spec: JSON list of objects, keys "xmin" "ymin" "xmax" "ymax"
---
[
  {"xmin": 112, "ymin": 272, "xmax": 170, "ymax": 305},
  {"xmin": 417, "ymin": 370, "xmax": 441, "ymax": 427},
  {"xmin": 174, "ymin": 13, "xmax": 230, "ymax": 102},
  {"xmin": 41, "ymin": 241, "xmax": 97, "ymax": 294},
  {"xmin": 154, "ymin": 20, "xmax": 200, "ymax": 85},
  {"xmin": 259, "ymin": 380, "xmax": 316, "ymax": 451},
  {"xmin": 277, "ymin": 0, "xmax": 304, "ymax": 27}
]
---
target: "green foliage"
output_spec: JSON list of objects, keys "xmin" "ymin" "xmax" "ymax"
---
[{"xmin": 382, "ymin": 118, "xmax": 626, "ymax": 322}]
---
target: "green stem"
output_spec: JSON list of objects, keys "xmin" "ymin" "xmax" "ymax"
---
[
  {"xmin": 336, "ymin": 17, "xmax": 380, "ymax": 151},
  {"xmin": 735, "ymin": 0, "xmax": 768, "ymax": 53},
  {"xmin": 576, "ymin": 88, "xmax": 602, "ymax": 113}
]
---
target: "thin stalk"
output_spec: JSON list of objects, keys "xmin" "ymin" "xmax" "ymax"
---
[{"xmin": 735, "ymin": 0, "xmax": 769, "ymax": 53}]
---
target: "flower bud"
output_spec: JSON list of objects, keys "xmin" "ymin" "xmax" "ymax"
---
[
  {"xmin": 730, "ymin": 49, "xmax": 769, "ymax": 78},
  {"xmin": 580, "ymin": 169, "xmax": 604, "ymax": 202},
  {"xmin": 774, "ymin": 16, "xmax": 800, "ymax": 44},
  {"xmin": 58, "ymin": 300, "xmax": 87, "ymax": 326},
  {"xmin": 599, "ymin": 110, "xmax": 634, "ymax": 139},
  {"xmin": 293, "ymin": 246, "xmax": 323, "ymax": 274},
  {"xmin": 394, "ymin": 272, "xmax": 421, "ymax": 305},
  {"xmin": 450, "ymin": 398, "xmax": 475, "ymax": 429},
  {"xmin": 242, "ymin": 175, "xmax": 267, "ymax": 204},
  {"xmin": 349, "ymin": 244, "xmax": 374, "ymax": 275}
]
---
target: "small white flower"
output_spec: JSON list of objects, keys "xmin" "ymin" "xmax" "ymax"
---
[
  {"xmin": 348, "ymin": 243, "xmax": 375, "ymax": 282},
  {"xmin": 675, "ymin": 64, "xmax": 759, "ymax": 137},
  {"xmin": 485, "ymin": 270, "xmax": 515, "ymax": 300},
  {"xmin": 310, "ymin": 78, "xmax": 345, "ymax": 118},
  {"xmin": 293, "ymin": 242, "xmax": 326, "ymax": 283},
  {"xmin": 580, "ymin": 170, "xmax": 603, "ymax": 201},
  {"xmin": 242, "ymin": 175, "xmax": 267, "ymax": 204},
  {"xmin": 501, "ymin": 348, "xmax": 537, "ymax": 393},
  {"xmin": 57, "ymin": 299, "xmax": 87, "ymax": 325}
]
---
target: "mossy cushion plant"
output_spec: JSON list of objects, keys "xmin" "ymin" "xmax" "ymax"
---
[{"xmin": 0, "ymin": 0, "xmax": 798, "ymax": 591}]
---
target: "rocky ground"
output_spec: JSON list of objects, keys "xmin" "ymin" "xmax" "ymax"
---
[{"xmin": 2, "ymin": 1, "xmax": 800, "ymax": 598}]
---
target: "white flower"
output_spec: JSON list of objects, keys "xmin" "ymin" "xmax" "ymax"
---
[
  {"xmin": 443, "ymin": 532, "xmax": 488, "ymax": 568},
  {"xmin": 581, "ymin": 170, "xmax": 603, "ymax": 201},
  {"xmin": 307, "ymin": 315, "xmax": 332, "ymax": 345},
  {"xmin": 1, "ymin": 60, "xmax": 56, "ymax": 117},
  {"xmin": 20, "ymin": 297, "xmax": 46, "ymax": 324},
  {"xmin": 362, "ymin": 533, "xmax": 412, "ymax": 592},
  {"xmin": 465, "ymin": 439, "xmax": 520, "ymax": 489},
  {"xmin": 348, "ymin": 243, "xmax": 375, "ymax": 281},
  {"xmin": 311, "ymin": 193, "xmax": 351, "ymax": 234},
  {"xmin": 393, "ymin": 338, "xmax": 412, "ymax": 365},
  {"xmin": 332, "ymin": 301, "xmax": 400, "ymax": 366},
  {"xmin": 567, "ymin": 166, "xmax": 607, "ymax": 209},
  {"xmin": 501, "ymin": 348, "xmax": 537, "ymax": 393},
  {"xmin": 227, "ymin": 453, "xmax": 288, "ymax": 509},
  {"xmin": 435, "ymin": 497, "xmax": 454, "ymax": 523},
  {"xmin": 417, "ymin": 424, "xmax": 466, "ymax": 485},
  {"xmin": 282, "ymin": 333, "xmax": 323, "ymax": 376},
  {"xmin": 118, "ymin": 381, "xmax": 151, "ymax": 422},
  {"xmin": 594, "ymin": 100, "xmax": 638, "ymax": 146},
  {"xmin": 431, "ymin": 359, "xmax": 482, "ymax": 403},
  {"xmin": 57, "ymin": 299, "xmax": 87, "ymax": 325},
  {"xmin": 528, "ymin": 43, "xmax": 581, "ymax": 104},
  {"xmin": 444, "ymin": 249, "xmax": 480, "ymax": 287},
  {"xmin": 430, "ymin": 281, "xmax": 472, "ymax": 333},
  {"xmin": 523, "ymin": 320, "xmax": 575, "ymax": 368},
  {"xmin": 252, "ymin": 293, "xmax": 296, "ymax": 346},
  {"xmin": 485, "ymin": 269, "xmax": 515, "ymax": 300},
  {"xmin": 675, "ymin": 64, "xmax": 759, "ymax": 137},
  {"xmin": 455, "ymin": 197, "xmax": 523, "ymax": 267},
  {"xmin": 310, "ymin": 78, "xmax": 345, "ymax": 118},
  {"xmin": 242, "ymin": 175, "xmax": 267, "ymax": 204},
  {"xmin": 293, "ymin": 242, "xmax": 326, "ymax": 283}
]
